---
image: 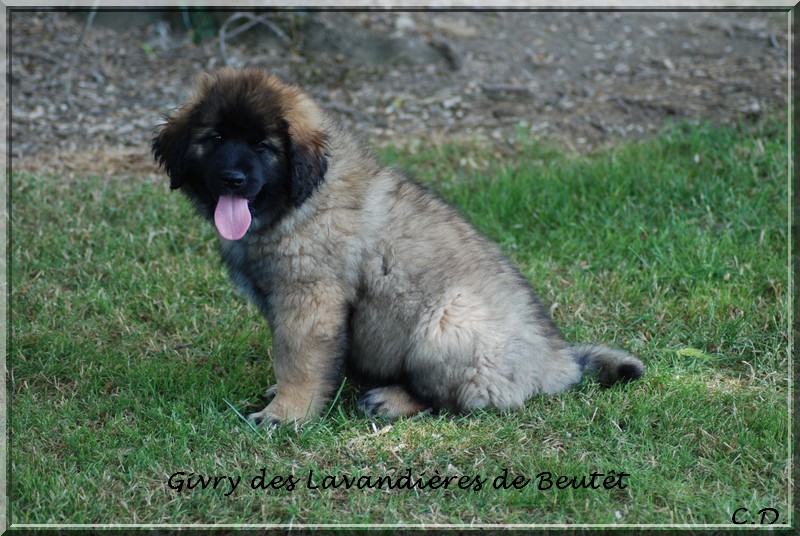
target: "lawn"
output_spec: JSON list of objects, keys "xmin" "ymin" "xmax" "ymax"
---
[{"xmin": 9, "ymin": 120, "xmax": 790, "ymax": 527}]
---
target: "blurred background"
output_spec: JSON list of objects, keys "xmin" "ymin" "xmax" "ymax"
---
[{"xmin": 10, "ymin": 9, "xmax": 789, "ymax": 177}]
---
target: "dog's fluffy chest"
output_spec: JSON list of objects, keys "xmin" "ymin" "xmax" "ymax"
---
[{"xmin": 219, "ymin": 238, "xmax": 276, "ymax": 319}]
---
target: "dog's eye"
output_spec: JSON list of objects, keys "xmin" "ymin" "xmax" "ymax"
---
[
  {"xmin": 208, "ymin": 132, "xmax": 224, "ymax": 144},
  {"xmin": 255, "ymin": 140, "xmax": 277, "ymax": 153}
]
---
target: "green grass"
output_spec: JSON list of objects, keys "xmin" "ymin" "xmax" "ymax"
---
[{"xmin": 10, "ymin": 120, "xmax": 790, "ymax": 527}]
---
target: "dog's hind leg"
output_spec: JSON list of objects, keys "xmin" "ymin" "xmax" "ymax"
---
[{"xmin": 357, "ymin": 385, "xmax": 428, "ymax": 419}]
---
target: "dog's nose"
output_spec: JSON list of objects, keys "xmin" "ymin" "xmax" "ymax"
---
[{"xmin": 221, "ymin": 170, "xmax": 246, "ymax": 186}]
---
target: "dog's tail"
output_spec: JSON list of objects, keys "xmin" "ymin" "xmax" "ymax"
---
[{"xmin": 572, "ymin": 344, "xmax": 644, "ymax": 386}]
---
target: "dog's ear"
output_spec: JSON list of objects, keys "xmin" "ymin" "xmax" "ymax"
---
[
  {"xmin": 284, "ymin": 120, "xmax": 328, "ymax": 207},
  {"xmin": 151, "ymin": 119, "xmax": 190, "ymax": 190}
]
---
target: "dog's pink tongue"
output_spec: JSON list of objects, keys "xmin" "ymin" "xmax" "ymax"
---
[{"xmin": 214, "ymin": 196, "xmax": 251, "ymax": 240}]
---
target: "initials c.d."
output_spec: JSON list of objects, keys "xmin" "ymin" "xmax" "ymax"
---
[{"xmin": 731, "ymin": 507, "xmax": 781, "ymax": 525}]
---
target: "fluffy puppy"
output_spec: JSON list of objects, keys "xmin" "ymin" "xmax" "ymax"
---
[{"xmin": 152, "ymin": 67, "xmax": 644, "ymax": 425}]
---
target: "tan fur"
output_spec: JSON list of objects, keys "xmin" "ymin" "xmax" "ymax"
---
[{"xmin": 153, "ymin": 68, "xmax": 644, "ymax": 425}]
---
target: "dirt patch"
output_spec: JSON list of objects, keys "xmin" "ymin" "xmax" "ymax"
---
[{"xmin": 10, "ymin": 10, "xmax": 789, "ymax": 176}]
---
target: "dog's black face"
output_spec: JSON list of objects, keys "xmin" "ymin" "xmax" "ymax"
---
[
  {"xmin": 152, "ymin": 69, "xmax": 328, "ymax": 239},
  {"xmin": 183, "ymin": 118, "xmax": 294, "ymax": 237}
]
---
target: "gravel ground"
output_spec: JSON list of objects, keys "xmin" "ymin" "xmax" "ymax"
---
[{"xmin": 10, "ymin": 10, "xmax": 789, "ymax": 177}]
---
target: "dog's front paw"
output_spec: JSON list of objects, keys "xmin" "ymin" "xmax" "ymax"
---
[
  {"xmin": 246, "ymin": 408, "xmax": 282, "ymax": 427},
  {"xmin": 261, "ymin": 384, "xmax": 279, "ymax": 399},
  {"xmin": 357, "ymin": 385, "xmax": 427, "ymax": 419},
  {"xmin": 247, "ymin": 390, "xmax": 321, "ymax": 426},
  {"xmin": 245, "ymin": 385, "xmax": 282, "ymax": 427}
]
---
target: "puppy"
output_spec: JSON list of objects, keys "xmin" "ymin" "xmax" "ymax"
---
[{"xmin": 152, "ymin": 67, "xmax": 644, "ymax": 425}]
